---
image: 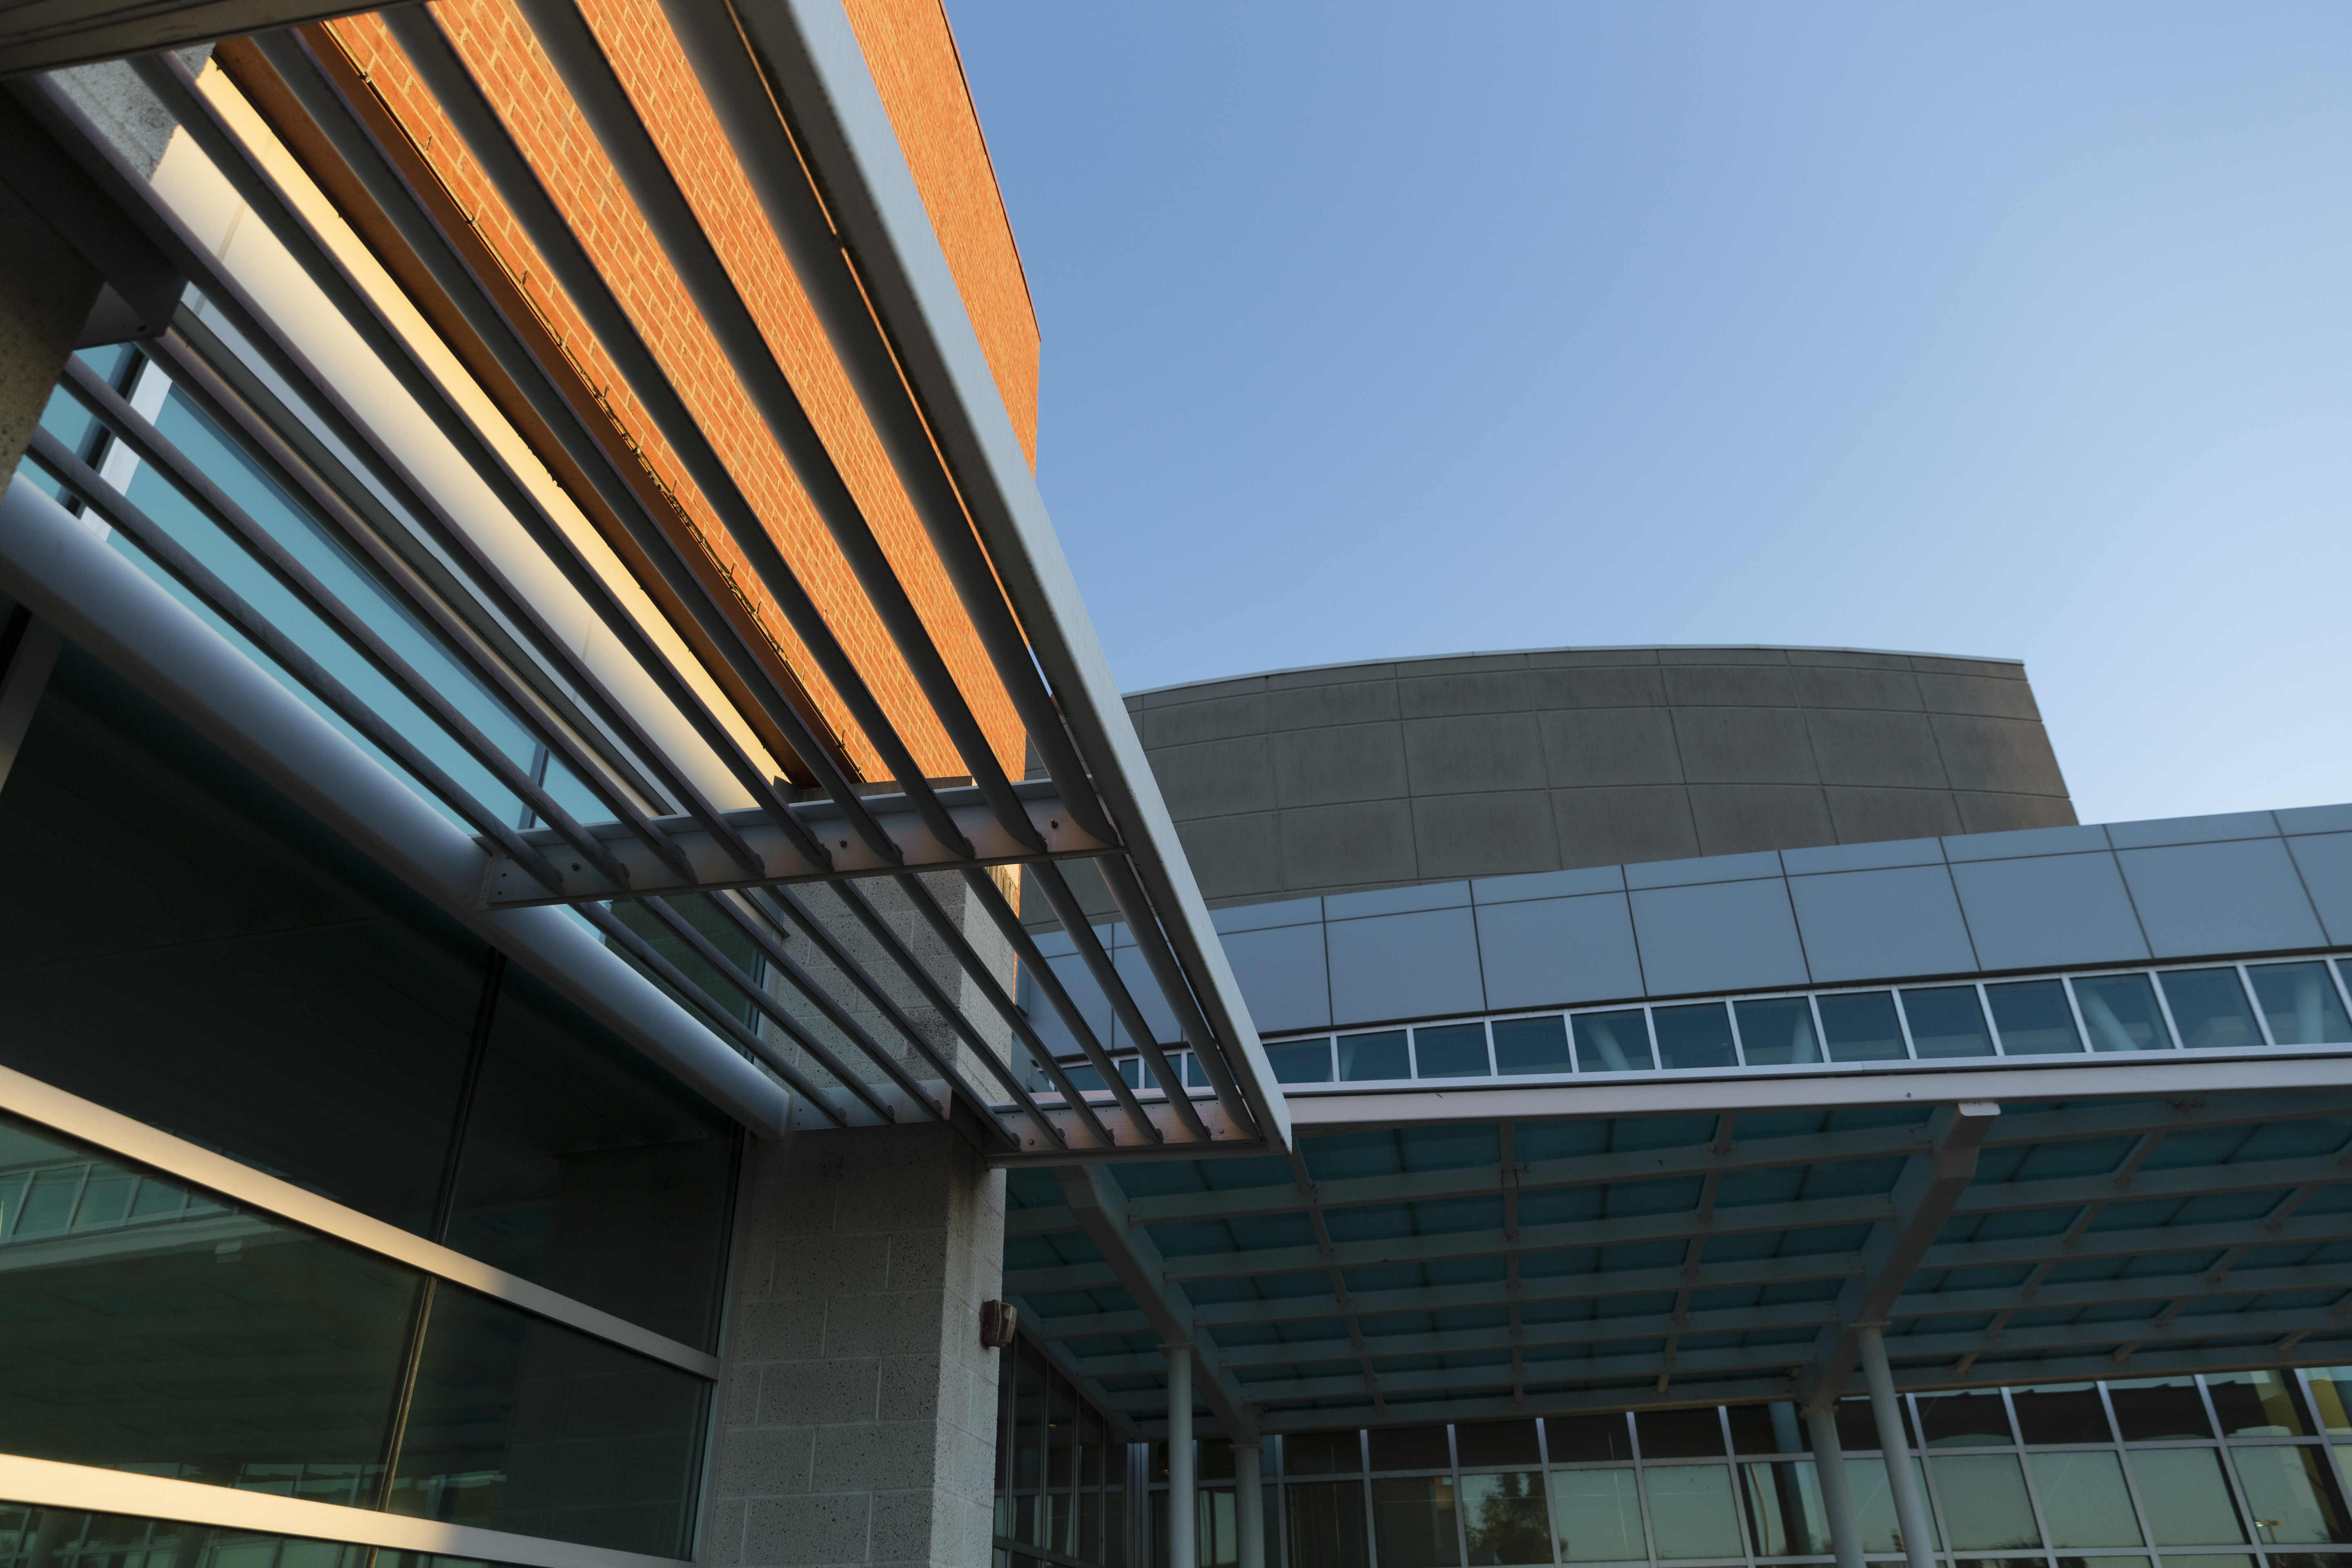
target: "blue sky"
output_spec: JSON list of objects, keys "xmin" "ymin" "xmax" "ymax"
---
[{"xmin": 942, "ymin": 3, "xmax": 2352, "ymax": 827}]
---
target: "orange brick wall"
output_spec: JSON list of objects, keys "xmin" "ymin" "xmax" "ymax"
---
[{"xmin": 321, "ymin": 0, "xmax": 1031, "ymax": 785}]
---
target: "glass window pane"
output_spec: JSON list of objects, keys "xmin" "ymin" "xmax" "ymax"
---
[
  {"xmin": 1917, "ymin": 1389, "xmax": 2016, "ymax": 1448},
  {"xmin": 1493, "ymin": 1017, "xmax": 1571, "ymax": 1076},
  {"xmin": 2158, "ymin": 969, "xmax": 2265, "ymax": 1051},
  {"xmin": 1546, "ymin": 1413, "xmax": 1637, "ymax": 1463},
  {"xmin": 2011, "ymin": 1383, "xmax": 2114, "ymax": 1445},
  {"xmin": 1370, "ymin": 1425, "xmax": 1452, "ymax": 1472},
  {"xmin": 1048, "ymin": 1376, "xmax": 1076, "ymax": 1488},
  {"xmin": 2231, "ymin": 1447, "xmax": 2351, "ymax": 1544},
  {"xmin": 1339, "ymin": 1031, "xmax": 1409, "ymax": 1082},
  {"xmin": 1199, "ymin": 1488, "xmax": 1239, "ymax": 1568},
  {"xmin": 0, "ymin": 1508, "xmax": 383, "ymax": 1568},
  {"xmin": 2072, "ymin": 974, "xmax": 2174, "ymax": 1052},
  {"xmin": 2028, "ymin": 1451, "xmax": 2143, "ymax": 1547},
  {"xmin": 1644, "ymin": 1465, "xmax": 1744, "ymax": 1559},
  {"xmin": 1572, "ymin": 1011, "xmax": 1654, "ymax": 1072},
  {"xmin": 1287, "ymin": 1480, "xmax": 1369, "ymax": 1568},
  {"xmin": 2247, "ymin": 962, "xmax": 2352, "ymax": 1045},
  {"xmin": 1415, "ymin": 1024, "xmax": 1492, "ymax": 1080},
  {"xmin": 1653, "ymin": 1003, "xmax": 1736, "ymax": 1070},
  {"xmin": 1735, "ymin": 998, "xmax": 1820, "ymax": 1065},
  {"xmin": 388, "ymin": 1284, "xmax": 709, "ymax": 1556},
  {"xmin": 1845, "ymin": 1458, "xmax": 1941, "ymax": 1553},
  {"xmin": 1268, "ymin": 1039, "xmax": 1334, "ymax": 1084},
  {"xmin": 1742, "ymin": 1461, "xmax": 1831, "ymax": 1555},
  {"xmin": 2205, "ymin": 1370, "xmax": 2310, "ymax": 1437},
  {"xmin": 1726, "ymin": 1402, "xmax": 1809, "ymax": 1456},
  {"xmin": 2123, "ymin": 1448, "xmax": 2245, "ymax": 1546},
  {"xmin": 1549, "ymin": 1469, "xmax": 1646, "ymax": 1562},
  {"xmin": 1462, "ymin": 1473, "xmax": 1551, "ymax": 1568},
  {"xmin": 1932, "ymin": 1453, "xmax": 2043, "ymax": 1551},
  {"xmin": 443, "ymin": 964, "xmax": 737, "ymax": 1350},
  {"xmin": 1815, "ymin": 991, "xmax": 1906, "ymax": 1062},
  {"xmin": 1639, "ymin": 1407, "xmax": 1727, "ymax": 1459},
  {"xmin": 2310, "ymin": 1370, "xmax": 2352, "ymax": 1434},
  {"xmin": 1988, "ymin": 979, "xmax": 2082, "ymax": 1054},
  {"xmin": 1372, "ymin": 1477, "xmax": 1461, "ymax": 1568},
  {"xmin": 1200, "ymin": 1435, "xmax": 1235, "ymax": 1480},
  {"xmin": 2107, "ymin": 1376, "xmax": 2214, "ymax": 1441},
  {"xmin": 1287, "ymin": 1431, "xmax": 1364, "ymax": 1474},
  {"xmin": 0, "ymin": 1111, "xmax": 411, "ymax": 1506},
  {"xmin": 1457, "ymin": 1420, "xmax": 1542, "ymax": 1468},
  {"xmin": 1902, "ymin": 986, "xmax": 1994, "ymax": 1058}
]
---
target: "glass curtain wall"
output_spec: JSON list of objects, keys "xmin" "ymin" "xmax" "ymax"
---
[
  {"xmin": 0, "ymin": 1505, "xmax": 499, "ymax": 1568},
  {"xmin": 997, "ymin": 1334, "xmax": 1131, "ymax": 1568}
]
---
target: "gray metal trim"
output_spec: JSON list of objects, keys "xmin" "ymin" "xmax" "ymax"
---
[{"xmin": 0, "ymin": 472, "xmax": 793, "ymax": 1138}]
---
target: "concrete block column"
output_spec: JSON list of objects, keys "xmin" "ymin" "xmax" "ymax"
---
[{"xmin": 708, "ymin": 1119, "xmax": 1006, "ymax": 1568}]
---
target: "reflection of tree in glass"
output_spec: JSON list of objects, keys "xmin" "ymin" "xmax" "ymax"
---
[{"xmin": 1466, "ymin": 1472, "xmax": 1552, "ymax": 1566}]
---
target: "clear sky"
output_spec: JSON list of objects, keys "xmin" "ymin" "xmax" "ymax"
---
[{"xmin": 942, "ymin": 2, "xmax": 2352, "ymax": 828}]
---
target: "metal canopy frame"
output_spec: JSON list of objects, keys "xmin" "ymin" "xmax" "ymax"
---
[{"xmin": 1, "ymin": 2, "xmax": 1283, "ymax": 1158}]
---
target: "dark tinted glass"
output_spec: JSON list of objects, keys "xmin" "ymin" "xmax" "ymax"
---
[
  {"xmin": 390, "ymin": 1285, "xmax": 709, "ymax": 1556},
  {"xmin": 0, "ymin": 665, "xmax": 480, "ymax": 1232},
  {"xmin": 1457, "ymin": 1419, "xmax": 1542, "ymax": 1468},
  {"xmin": 1818, "ymin": 991, "xmax": 1907, "ymax": 1062},
  {"xmin": 0, "ymin": 1111, "xmax": 413, "ymax": 1505},
  {"xmin": 2010, "ymin": 1383, "xmax": 2113, "ymax": 1445},
  {"xmin": 1987, "ymin": 980, "xmax": 2082, "ymax": 1054},
  {"xmin": 1415, "ymin": 1024, "xmax": 1491, "ymax": 1079},
  {"xmin": 610, "ymin": 897, "xmax": 761, "ymax": 1026},
  {"xmin": 1637, "ymin": 1405, "xmax": 1726, "ymax": 1458},
  {"xmin": 1917, "ymin": 1390, "xmax": 2016, "ymax": 1447},
  {"xmin": 0, "ymin": 1506, "xmax": 490, "ymax": 1568},
  {"xmin": 2247, "ymin": 962, "xmax": 2352, "ymax": 1045},
  {"xmin": 1268, "ymin": 1039, "xmax": 1334, "ymax": 1083},
  {"xmin": 1743, "ymin": 1461, "xmax": 1833, "ymax": 1554},
  {"xmin": 444, "ymin": 965, "xmax": 737, "ymax": 1349},
  {"xmin": 1544, "ymin": 1412, "xmax": 1635, "ymax": 1463},
  {"xmin": 1492, "ymin": 1016, "xmax": 1570, "ymax": 1076},
  {"xmin": 1286, "ymin": 1431, "xmax": 1364, "ymax": 1474},
  {"xmin": 2158, "ymin": 969, "xmax": 2264, "ymax": 1050},
  {"xmin": 1339, "ymin": 1031, "xmax": 1410, "ymax": 1082},
  {"xmin": 1726, "ymin": 1402, "xmax": 1808, "ymax": 1455},
  {"xmin": 1370, "ymin": 1425, "xmax": 1453, "ymax": 1471},
  {"xmin": 2203, "ymin": 1370, "xmax": 2308, "ymax": 1437},
  {"xmin": 1287, "ymin": 1480, "xmax": 1369, "ymax": 1568},
  {"xmin": 1573, "ymin": 1011, "xmax": 1653, "ymax": 1071},
  {"xmin": 1734, "ymin": 997, "xmax": 1820, "ymax": 1065},
  {"xmin": 1903, "ymin": 986, "xmax": 1994, "ymax": 1057},
  {"xmin": 2073, "ymin": 974, "xmax": 2173, "ymax": 1052},
  {"xmin": 1652, "ymin": 1003, "xmax": 1735, "ymax": 1070},
  {"xmin": 2105, "ymin": 1377, "xmax": 2212, "ymax": 1441},
  {"xmin": 1372, "ymin": 1477, "xmax": 1462, "ymax": 1568}
]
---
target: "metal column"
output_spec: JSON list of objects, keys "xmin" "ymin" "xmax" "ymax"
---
[
  {"xmin": 1167, "ymin": 1344, "xmax": 1195, "ymax": 1568},
  {"xmin": 1858, "ymin": 1325, "xmax": 1936, "ymax": 1568},
  {"xmin": 1234, "ymin": 1442, "xmax": 1264, "ymax": 1568},
  {"xmin": 1805, "ymin": 1405, "xmax": 1867, "ymax": 1568}
]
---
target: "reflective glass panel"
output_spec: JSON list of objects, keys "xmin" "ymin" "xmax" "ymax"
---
[
  {"xmin": 1268, "ymin": 1039, "xmax": 1334, "ymax": 1084},
  {"xmin": 1988, "ymin": 979, "xmax": 2082, "ymax": 1054},
  {"xmin": 1286, "ymin": 1481, "xmax": 1368, "ymax": 1568},
  {"xmin": 1286, "ymin": 1431, "xmax": 1364, "ymax": 1474},
  {"xmin": 2011, "ymin": 1383, "xmax": 2113, "ymax": 1445},
  {"xmin": 1917, "ymin": 1389, "xmax": 2016, "ymax": 1447},
  {"xmin": 1371, "ymin": 1477, "xmax": 1461, "ymax": 1568},
  {"xmin": 2123, "ymin": 1448, "xmax": 2245, "ymax": 1545},
  {"xmin": 1638, "ymin": 1407, "xmax": 1727, "ymax": 1458},
  {"xmin": 2028, "ymin": 1452, "xmax": 2143, "ymax": 1547},
  {"xmin": 2107, "ymin": 1377, "xmax": 2213, "ymax": 1440},
  {"xmin": 2247, "ymin": 962, "xmax": 2352, "ymax": 1045},
  {"xmin": 1550, "ymin": 1469, "xmax": 1644, "ymax": 1562},
  {"xmin": 1818, "ymin": 991, "xmax": 1907, "ymax": 1062},
  {"xmin": 1457, "ymin": 1420, "xmax": 1542, "ymax": 1468},
  {"xmin": 1741, "ymin": 1461, "xmax": 1831, "ymax": 1555},
  {"xmin": 1462, "ymin": 1473, "xmax": 1551, "ymax": 1567},
  {"xmin": 1644, "ymin": 1465, "xmax": 1744, "ymax": 1559},
  {"xmin": 1734, "ymin": 997, "xmax": 1819, "ymax": 1065},
  {"xmin": 2310, "ymin": 1369, "xmax": 2352, "ymax": 1434},
  {"xmin": 1902, "ymin": 986, "xmax": 1995, "ymax": 1058},
  {"xmin": 1369, "ymin": 1425, "xmax": 1452, "ymax": 1472},
  {"xmin": 2072, "ymin": 973, "xmax": 2173, "ymax": 1051},
  {"xmin": 1931, "ymin": 1453, "xmax": 2042, "ymax": 1550},
  {"xmin": 2205, "ymin": 1369, "xmax": 2310, "ymax": 1436},
  {"xmin": 1199, "ymin": 1435, "xmax": 1234, "ymax": 1481},
  {"xmin": 1546, "ymin": 1413, "xmax": 1637, "ymax": 1463},
  {"xmin": 0, "ymin": 1506, "xmax": 488, "ymax": 1568},
  {"xmin": 1726, "ymin": 1402, "xmax": 1807, "ymax": 1456},
  {"xmin": 0, "ymin": 1111, "xmax": 412, "ymax": 1506},
  {"xmin": 389, "ymin": 1284, "xmax": 710, "ymax": 1555},
  {"xmin": 2229, "ymin": 1447, "xmax": 2350, "ymax": 1544},
  {"xmin": 1573, "ymin": 1011, "xmax": 1654, "ymax": 1072},
  {"xmin": 1492, "ymin": 1016, "xmax": 1571, "ymax": 1076},
  {"xmin": 1197, "ymin": 1489, "xmax": 1238, "ymax": 1568},
  {"xmin": 1339, "ymin": 1031, "xmax": 1410, "ymax": 1082},
  {"xmin": 1652, "ymin": 1003, "xmax": 1736, "ymax": 1071},
  {"xmin": 1846, "ymin": 1457, "xmax": 1940, "ymax": 1553},
  {"xmin": 1415, "ymin": 1024, "xmax": 1491, "ymax": 1079},
  {"xmin": 2159, "ymin": 969, "xmax": 2266, "ymax": 1051}
]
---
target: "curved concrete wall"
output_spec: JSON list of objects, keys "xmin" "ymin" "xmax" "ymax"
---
[{"xmin": 1091, "ymin": 644, "xmax": 2076, "ymax": 915}]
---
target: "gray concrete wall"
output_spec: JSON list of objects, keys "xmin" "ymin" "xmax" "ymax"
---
[{"xmin": 1044, "ymin": 645, "xmax": 2075, "ymax": 921}]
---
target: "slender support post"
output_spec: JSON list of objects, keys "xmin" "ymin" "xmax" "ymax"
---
[
  {"xmin": 1234, "ymin": 1442, "xmax": 1265, "ymax": 1568},
  {"xmin": 1167, "ymin": 1343, "xmax": 1196, "ymax": 1568},
  {"xmin": 1806, "ymin": 1405, "xmax": 1867, "ymax": 1568},
  {"xmin": 1858, "ymin": 1325, "xmax": 1936, "ymax": 1568}
]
